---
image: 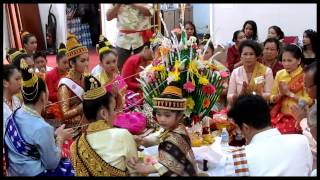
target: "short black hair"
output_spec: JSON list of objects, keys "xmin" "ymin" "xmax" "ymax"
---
[
  {"xmin": 283, "ymin": 44, "xmax": 303, "ymax": 60},
  {"xmin": 3, "ymin": 64, "xmax": 18, "ymax": 81},
  {"xmin": 33, "ymin": 51, "xmax": 47, "ymax": 61},
  {"xmin": 83, "ymin": 92, "xmax": 114, "ymax": 122},
  {"xmin": 232, "ymin": 30, "xmax": 243, "ymax": 42},
  {"xmin": 268, "ymin": 26, "xmax": 284, "ymax": 40},
  {"xmin": 239, "ymin": 40, "xmax": 262, "ymax": 57},
  {"xmin": 264, "ymin": 38, "xmax": 280, "ymax": 51},
  {"xmin": 303, "ymin": 61, "xmax": 317, "ymax": 85},
  {"xmin": 228, "ymin": 94, "xmax": 271, "ymax": 129},
  {"xmin": 242, "ymin": 20, "xmax": 258, "ymax": 41}
]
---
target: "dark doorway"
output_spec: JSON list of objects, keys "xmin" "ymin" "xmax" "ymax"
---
[{"xmin": 66, "ymin": 4, "xmax": 101, "ymax": 49}]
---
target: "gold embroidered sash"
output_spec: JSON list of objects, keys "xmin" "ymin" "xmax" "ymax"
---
[
  {"xmin": 247, "ymin": 62, "xmax": 267, "ymax": 94},
  {"xmin": 70, "ymin": 133, "xmax": 128, "ymax": 176}
]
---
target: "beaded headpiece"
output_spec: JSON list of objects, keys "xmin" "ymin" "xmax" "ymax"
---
[
  {"xmin": 66, "ymin": 32, "xmax": 88, "ymax": 60},
  {"xmin": 58, "ymin": 42, "xmax": 67, "ymax": 54},
  {"xmin": 83, "ymin": 76, "xmax": 106, "ymax": 100},
  {"xmin": 153, "ymin": 85, "xmax": 186, "ymax": 111}
]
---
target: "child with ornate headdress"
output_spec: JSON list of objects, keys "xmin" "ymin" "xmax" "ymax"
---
[
  {"xmin": 128, "ymin": 82, "xmax": 198, "ymax": 176},
  {"xmin": 57, "ymin": 33, "xmax": 89, "ymax": 158},
  {"xmin": 58, "ymin": 32, "xmax": 89, "ymax": 129},
  {"xmin": 4, "ymin": 56, "xmax": 74, "ymax": 176},
  {"xmin": 70, "ymin": 75, "xmax": 138, "ymax": 176}
]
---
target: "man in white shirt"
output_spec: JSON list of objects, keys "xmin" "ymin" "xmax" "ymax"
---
[
  {"xmin": 227, "ymin": 94, "xmax": 313, "ymax": 176},
  {"xmin": 107, "ymin": 4, "xmax": 154, "ymax": 70}
]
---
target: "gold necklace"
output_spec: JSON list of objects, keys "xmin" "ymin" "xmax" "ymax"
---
[{"xmin": 86, "ymin": 120, "xmax": 113, "ymax": 134}]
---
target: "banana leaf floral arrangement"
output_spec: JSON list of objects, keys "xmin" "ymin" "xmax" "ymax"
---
[{"xmin": 138, "ymin": 25, "xmax": 228, "ymax": 125}]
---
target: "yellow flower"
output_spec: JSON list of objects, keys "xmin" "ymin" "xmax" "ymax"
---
[
  {"xmin": 152, "ymin": 64, "xmax": 165, "ymax": 72},
  {"xmin": 186, "ymin": 97, "xmax": 195, "ymax": 110},
  {"xmin": 168, "ymin": 71, "xmax": 180, "ymax": 81},
  {"xmin": 199, "ymin": 76, "xmax": 209, "ymax": 85}
]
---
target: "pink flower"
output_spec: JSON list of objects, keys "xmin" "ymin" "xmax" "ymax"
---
[
  {"xmin": 202, "ymin": 84, "xmax": 216, "ymax": 95},
  {"xmin": 144, "ymin": 156, "xmax": 157, "ymax": 165},
  {"xmin": 219, "ymin": 71, "xmax": 229, "ymax": 78},
  {"xmin": 192, "ymin": 44, "xmax": 198, "ymax": 49},
  {"xmin": 183, "ymin": 81, "xmax": 195, "ymax": 93},
  {"xmin": 146, "ymin": 72, "xmax": 156, "ymax": 83}
]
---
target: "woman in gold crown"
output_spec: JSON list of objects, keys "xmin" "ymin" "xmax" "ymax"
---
[
  {"xmin": 4, "ymin": 57, "xmax": 74, "ymax": 176},
  {"xmin": 70, "ymin": 75, "xmax": 138, "ymax": 176},
  {"xmin": 128, "ymin": 82, "xmax": 198, "ymax": 176},
  {"xmin": 57, "ymin": 33, "xmax": 89, "ymax": 158},
  {"xmin": 58, "ymin": 33, "xmax": 89, "ymax": 128},
  {"xmin": 20, "ymin": 30, "xmax": 37, "ymax": 57}
]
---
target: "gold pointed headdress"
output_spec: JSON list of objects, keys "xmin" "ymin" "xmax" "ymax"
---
[
  {"xmin": 83, "ymin": 76, "xmax": 106, "ymax": 100},
  {"xmin": 66, "ymin": 32, "xmax": 88, "ymax": 60},
  {"xmin": 153, "ymin": 85, "xmax": 186, "ymax": 111}
]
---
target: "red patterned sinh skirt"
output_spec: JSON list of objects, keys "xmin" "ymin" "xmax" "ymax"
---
[{"xmin": 271, "ymin": 113, "xmax": 302, "ymax": 134}]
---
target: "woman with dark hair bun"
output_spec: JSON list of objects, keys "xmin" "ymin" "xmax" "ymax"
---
[
  {"xmin": 268, "ymin": 26, "xmax": 284, "ymax": 40},
  {"xmin": 270, "ymin": 44, "xmax": 313, "ymax": 134},
  {"xmin": 4, "ymin": 56, "xmax": 74, "ymax": 176},
  {"xmin": 227, "ymin": 40, "xmax": 274, "ymax": 109},
  {"xmin": 242, "ymin": 20, "xmax": 258, "ymax": 41},
  {"xmin": 20, "ymin": 30, "xmax": 37, "ymax": 57},
  {"xmin": 226, "ymin": 30, "xmax": 246, "ymax": 72}
]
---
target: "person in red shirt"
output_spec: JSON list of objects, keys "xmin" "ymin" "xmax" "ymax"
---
[
  {"xmin": 261, "ymin": 38, "xmax": 284, "ymax": 77},
  {"xmin": 226, "ymin": 30, "xmax": 246, "ymax": 72},
  {"xmin": 46, "ymin": 43, "xmax": 70, "ymax": 103},
  {"xmin": 121, "ymin": 42, "xmax": 157, "ymax": 94}
]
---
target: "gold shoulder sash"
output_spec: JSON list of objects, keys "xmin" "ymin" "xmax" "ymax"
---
[
  {"xmin": 248, "ymin": 62, "xmax": 267, "ymax": 93},
  {"xmin": 70, "ymin": 134, "xmax": 128, "ymax": 176}
]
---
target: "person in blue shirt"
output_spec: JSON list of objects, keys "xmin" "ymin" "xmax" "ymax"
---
[{"xmin": 4, "ymin": 55, "xmax": 73, "ymax": 176}]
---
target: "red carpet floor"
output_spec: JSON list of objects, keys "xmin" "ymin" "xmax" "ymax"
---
[{"xmin": 46, "ymin": 48, "xmax": 99, "ymax": 71}]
